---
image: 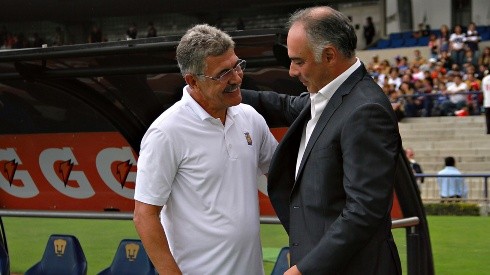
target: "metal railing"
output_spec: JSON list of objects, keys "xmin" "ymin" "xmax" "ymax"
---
[
  {"xmin": 415, "ymin": 173, "xmax": 489, "ymax": 200},
  {"xmin": 0, "ymin": 210, "xmax": 419, "ymax": 229}
]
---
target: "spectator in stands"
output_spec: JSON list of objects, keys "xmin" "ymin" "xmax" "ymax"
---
[
  {"xmin": 146, "ymin": 21, "xmax": 157, "ymax": 37},
  {"xmin": 449, "ymin": 24, "xmax": 466, "ymax": 66},
  {"xmin": 463, "ymin": 48, "xmax": 478, "ymax": 68},
  {"xmin": 387, "ymin": 67, "xmax": 402, "ymax": 90},
  {"xmin": 405, "ymin": 148, "xmax": 424, "ymax": 186},
  {"xmin": 53, "ymin": 26, "xmax": 65, "ymax": 46},
  {"xmin": 413, "ymin": 22, "xmax": 430, "ymax": 39},
  {"xmin": 465, "ymin": 22, "xmax": 481, "ymax": 57},
  {"xmin": 444, "ymin": 74, "xmax": 468, "ymax": 115},
  {"xmin": 482, "ymin": 70, "xmax": 490, "ymax": 134},
  {"xmin": 126, "ymin": 22, "xmax": 138, "ymax": 40},
  {"xmin": 400, "ymin": 81, "xmax": 422, "ymax": 117},
  {"xmin": 363, "ymin": 16, "xmax": 375, "ymax": 46},
  {"xmin": 439, "ymin": 50, "xmax": 454, "ymax": 71},
  {"xmin": 437, "ymin": 24, "xmax": 451, "ymax": 56},
  {"xmin": 396, "ymin": 56, "xmax": 409, "ymax": 74},
  {"xmin": 412, "ymin": 49, "xmax": 428, "ymax": 68},
  {"xmin": 478, "ymin": 46, "xmax": 490, "ymax": 69},
  {"xmin": 414, "ymin": 78, "xmax": 433, "ymax": 117},
  {"xmin": 13, "ymin": 33, "xmax": 28, "ymax": 48},
  {"xmin": 465, "ymin": 71, "xmax": 482, "ymax": 114},
  {"xmin": 428, "ymin": 33, "xmax": 439, "ymax": 59},
  {"xmin": 0, "ymin": 26, "xmax": 7, "ymax": 48},
  {"xmin": 434, "ymin": 81, "xmax": 451, "ymax": 116},
  {"xmin": 388, "ymin": 88, "xmax": 405, "ymax": 121},
  {"xmin": 236, "ymin": 17, "xmax": 245, "ymax": 30},
  {"xmin": 133, "ymin": 24, "xmax": 277, "ymax": 275},
  {"xmin": 88, "ymin": 25, "xmax": 103, "ymax": 43},
  {"xmin": 437, "ymin": 156, "xmax": 467, "ymax": 202},
  {"xmin": 30, "ymin": 32, "xmax": 45, "ymax": 48}
]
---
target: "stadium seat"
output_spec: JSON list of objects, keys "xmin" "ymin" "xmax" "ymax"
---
[
  {"xmin": 25, "ymin": 234, "xmax": 87, "ymax": 275},
  {"xmin": 389, "ymin": 32, "xmax": 402, "ymax": 40},
  {"xmin": 401, "ymin": 31, "xmax": 413, "ymax": 39},
  {"xmin": 376, "ymin": 39, "xmax": 391, "ymax": 49},
  {"xmin": 271, "ymin": 247, "xmax": 290, "ymax": 275},
  {"xmin": 0, "ymin": 243, "xmax": 9, "ymax": 275},
  {"xmin": 404, "ymin": 38, "xmax": 418, "ymax": 47},
  {"xmin": 417, "ymin": 36, "xmax": 429, "ymax": 46},
  {"xmin": 97, "ymin": 239, "xmax": 157, "ymax": 275},
  {"xmin": 390, "ymin": 38, "xmax": 405, "ymax": 48},
  {"xmin": 481, "ymin": 31, "xmax": 490, "ymax": 41}
]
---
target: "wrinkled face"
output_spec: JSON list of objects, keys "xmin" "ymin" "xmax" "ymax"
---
[
  {"xmin": 287, "ymin": 23, "xmax": 328, "ymax": 93},
  {"xmin": 192, "ymin": 49, "xmax": 243, "ymax": 116}
]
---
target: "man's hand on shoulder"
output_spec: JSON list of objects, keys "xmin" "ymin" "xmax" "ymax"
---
[{"xmin": 284, "ymin": 265, "xmax": 302, "ymax": 275}]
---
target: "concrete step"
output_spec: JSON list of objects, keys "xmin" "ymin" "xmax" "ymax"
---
[
  {"xmin": 402, "ymin": 140, "xmax": 490, "ymax": 149},
  {"xmin": 420, "ymin": 162, "xmax": 489, "ymax": 173},
  {"xmin": 400, "ymin": 115, "xmax": 485, "ymax": 124},
  {"xmin": 413, "ymin": 155, "xmax": 490, "ymax": 163},
  {"xmin": 399, "ymin": 116, "xmax": 490, "ymax": 174},
  {"xmin": 399, "ymin": 128, "xmax": 487, "ymax": 136},
  {"xmin": 401, "ymin": 134, "xmax": 489, "ymax": 142}
]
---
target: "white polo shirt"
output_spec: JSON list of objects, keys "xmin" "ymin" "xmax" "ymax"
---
[{"xmin": 135, "ymin": 86, "xmax": 277, "ymax": 275}]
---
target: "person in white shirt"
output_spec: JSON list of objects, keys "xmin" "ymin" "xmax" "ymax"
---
[
  {"xmin": 443, "ymin": 74, "xmax": 468, "ymax": 115},
  {"xmin": 449, "ymin": 24, "xmax": 466, "ymax": 66},
  {"xmin": 133, "ymin": 24, "xmax": 278, "ymax": 275},
  {"xmin": 482, "ymin": 70, "xmax": 490, "ymax": 134}
]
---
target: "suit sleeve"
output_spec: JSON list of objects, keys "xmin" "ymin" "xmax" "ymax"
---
[
  {"xmin": 298, "ymin": 102, "xmax": 401, "ymax": 273},
  {"xmin": 240, "ymin": 89, "xmax": 309, "ymax": 127}
]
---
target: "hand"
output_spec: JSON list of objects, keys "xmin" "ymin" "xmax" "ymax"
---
[{"xmin": 284, "ymin": 265, "xmax": 302, "ymax": 275}]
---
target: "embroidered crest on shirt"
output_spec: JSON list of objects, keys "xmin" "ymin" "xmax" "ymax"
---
[{"xmin": 244, "ymin": 132, "xmax": 252, "ymax": 145}]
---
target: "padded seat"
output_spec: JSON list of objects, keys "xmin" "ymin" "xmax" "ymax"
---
[
  {"xmin": 390, "ymin": 38, "xmax": 405, "ymax": 48},
  {"xmin": 376, "ymin": 39, "xmax": 391, "ymax": 49},
  {"xmin": 25, "ymin": 234, "xmax": 87, "ymax": 275},
  {"xmin": 0, "ymin": 242, "xmax": 9, "ymax": 275},
  {"xmin": 271, "ymin": 246, "xmax": 290, "ymax": 275},
  {"xmin": 404, "ymin": 38, "xmax": 418, "ymax": 47},
  {"xmin": 98, "ymin": 239, "xmax": 157, "ymax": 275}
]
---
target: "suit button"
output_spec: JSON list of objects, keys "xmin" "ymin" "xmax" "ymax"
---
[{"xmin": 292, "ymin": 243, "xmax": 299, "ymax": 246}]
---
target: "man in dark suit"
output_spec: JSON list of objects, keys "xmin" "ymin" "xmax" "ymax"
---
[{"xmin": 242, "ymin": 6, "xmax": 402, "ymax": 275}]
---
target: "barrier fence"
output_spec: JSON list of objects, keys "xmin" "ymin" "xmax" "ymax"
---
[{"xmin": 415, "ymin": 173, "xmax": 490, "ymax": 214}]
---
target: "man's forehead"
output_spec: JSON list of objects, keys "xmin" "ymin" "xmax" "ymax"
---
[{"xmin": 287, "ymin": 24, "xmax": 309, "ymax": 58}]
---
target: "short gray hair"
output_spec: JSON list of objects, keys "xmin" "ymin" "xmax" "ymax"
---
[
  {"xmin": 176, "ymin": 24, "xmax": 235, "ymax": 76},
  {"xmin": 287, "ymin": 6, "xmax": 357, "ymax": 62}
]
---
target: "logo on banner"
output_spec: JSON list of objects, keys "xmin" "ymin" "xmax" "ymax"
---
[
  {"xmin": 2, "ymin": 159, "xmax": 18, "ymax": 186},
  {"xmin": 116, "ymin": 160, "xmax": 132, "ymax": 188},
  {"xmin": 57, "ymin": 160, "xmax": 74, "ymax": 187}
]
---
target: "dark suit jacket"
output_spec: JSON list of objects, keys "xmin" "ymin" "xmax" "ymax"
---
[{"xmin": 242, "ymin": 64, "xmax": 402, "ymax": 274}]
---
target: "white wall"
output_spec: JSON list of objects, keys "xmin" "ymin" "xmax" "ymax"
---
[
  {"xmin": 472, "ymin": 0, "xmax": 490, "ymax": 26},
  {"xmin": 339, "ymin": 2, "xmax": 381, "ymax": 49},
  {"xmin": 411, "ymin": 0, "xmax": 451, "ymax": 31},
  {"xmin": 385, "ymin": 0, "xmax": 399, "ymax": 34}
]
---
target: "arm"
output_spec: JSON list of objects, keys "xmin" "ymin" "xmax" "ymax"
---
[
  {"xmin": 241, "ymin": 89, "xmax": 309, "ymax": 127},
  {"xmin": 134, "ymin": 201, "xmax": 182, "ymax": 274}
]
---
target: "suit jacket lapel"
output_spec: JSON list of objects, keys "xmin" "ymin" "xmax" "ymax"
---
[
  {"xmin": 267, "ymin": 103, "xmax": 311, "ymax": 231},
  {"xmin": 294, "ymin": 64, "xmax": 367, "ymax": 184}
]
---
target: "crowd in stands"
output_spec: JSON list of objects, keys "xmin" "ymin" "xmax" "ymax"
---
[
  {"xmin": 2, "ymin": 20, "xmax": 489, "ymax": 124},
  {"xmin": 367, "ymin": 22, "xmax": 490, "ymax": 121}
]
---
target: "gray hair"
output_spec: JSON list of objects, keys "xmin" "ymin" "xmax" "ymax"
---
[
  {"xmin": 287, "ymin": 6, "xmax": 357, "ymax": 62},
  {"xmin": 176, "ymin": 24, "xmax": 235, "ymax": 76}
]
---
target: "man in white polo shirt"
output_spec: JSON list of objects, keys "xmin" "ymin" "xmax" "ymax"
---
[{"xmin": 133, "ymin": 24, "xmax": 278, "ymax": 275}]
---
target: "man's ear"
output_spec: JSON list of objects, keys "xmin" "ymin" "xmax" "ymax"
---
[
  {"xmin": 184, "ymin": 74, "xmax": 198, "ymax": 89},
  {"xmin": 323, "ymin": 46, "xmax": 336, "ymax": 63}
]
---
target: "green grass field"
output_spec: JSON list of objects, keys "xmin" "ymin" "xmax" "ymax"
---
[{"xmin": 2, "ymin": 216, "xmax": 490, "ymax": 274}]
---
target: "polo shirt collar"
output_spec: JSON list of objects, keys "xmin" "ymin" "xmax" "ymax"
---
[{"xmin": 182, "ymin": 85, "xmax": 238, "ymax": 121}]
